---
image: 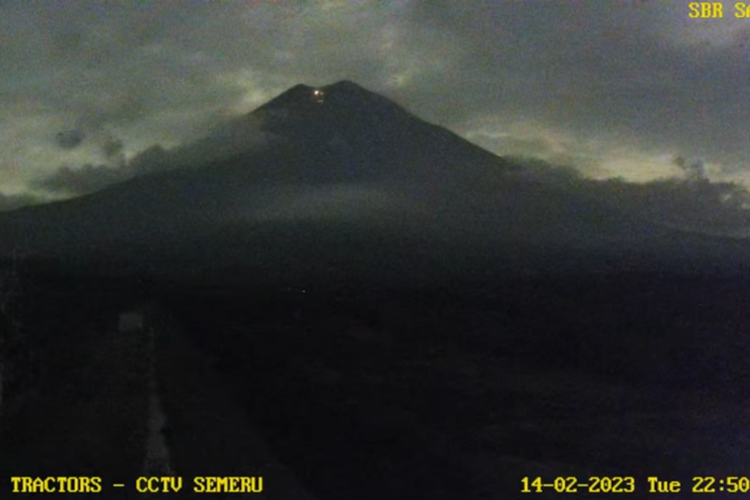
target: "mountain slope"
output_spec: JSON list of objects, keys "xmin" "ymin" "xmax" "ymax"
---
[{"xmin": 0, "ymin": 80, "xmax": 746, "ymax": 285}]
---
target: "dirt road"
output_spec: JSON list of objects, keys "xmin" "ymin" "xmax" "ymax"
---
[
  {"xmin": 150, "ymin": 309, "xmax": 315, "ymax": 499},
  {"xmin": 0, "ymin": 292, "xmax": 148, "ymax": 498},
  {"xmin": 0, "ymin": 290, "xmax": 314, "ymax": 499}
]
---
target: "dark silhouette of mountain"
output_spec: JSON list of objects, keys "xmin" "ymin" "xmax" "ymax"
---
[
  {"xmin": 8, "ymin": 82, "xmax": 750, "ymax": 500},
  {"xmin": 0, "ymin": 80, "xmax": 747, "ymax": 287}
]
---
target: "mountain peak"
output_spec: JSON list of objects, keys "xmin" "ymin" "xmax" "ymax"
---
[
  {"xmin": 252, "ymin": 80, "xmax": 417, "ymax": 145},
  {"xmin": 255, "ymin": 80, "xmax": 407, "ymax": 116}
]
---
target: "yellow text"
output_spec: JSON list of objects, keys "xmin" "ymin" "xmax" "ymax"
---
[
  {"xmin": 135, "ymin": 476, "xmax": 183, "ymax": 493},
  {"xmin": 10, "ymin": 476, "xmax": 102, "ymax": 493},
  {"xmin": 193, "ymin": 476, "xmax": 264, "ymax": 493},
  {"xmin": 689, "ymin": 2, "xmax": 724, "ymax": 17},
  {"xmin": 736, "ymin": 2, "xmax": 750, "ymax": 17}
]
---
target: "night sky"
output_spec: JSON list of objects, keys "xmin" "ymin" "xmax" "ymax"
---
[{"xmin": 1, "ymin": 1, "xmax": 749, "ymax": 230}]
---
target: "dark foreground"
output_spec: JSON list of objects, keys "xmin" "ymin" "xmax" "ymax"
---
[{"xmin": 3, "ymin": 270, "xmax": 750, "ymax": 498}]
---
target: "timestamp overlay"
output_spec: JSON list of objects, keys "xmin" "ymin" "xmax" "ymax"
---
[{"xmin": 521, "ymin": 476, "xmax": 750, "ymax": 495}]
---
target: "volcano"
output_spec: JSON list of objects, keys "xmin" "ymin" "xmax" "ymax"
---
[{"xmin": 0, "ymin": 81, "xmax": 746, "ymax": 287}]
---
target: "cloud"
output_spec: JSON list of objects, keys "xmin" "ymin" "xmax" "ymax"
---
[
  {"xmin": 598, "ymin": 177, "xmax": 750, "ymax": 235},
  {"xmin": 407, "ymin": 0, "xmax": 750, "ymax": 178},
  {"xmin": 31, "ymin": 112, "xmax": 270, "ymax": 196},
  {"xmin": 55, "ymin": 129, "xmax": 85, "ymax": 149},
  {"xmin": 511, "ymin": 156, "xmax": 750, "ymax": 235},
  {"xmin": 2, "ymin": 0, "xmax": 750, "ymax": 233},
  {"xmin": 4, "ymin": 1, "xmax": 748, "ymax": 183},
  {"xmin": 102, "ymin": 134, "xmax": 125, "ymax": 162},
  {"xmin": 674, "ymin": 156, "xmax": 707, "ymax": 182},
  {"xmin": 1, "ymin": 1, "xmax": 420, "ymax": 192}
]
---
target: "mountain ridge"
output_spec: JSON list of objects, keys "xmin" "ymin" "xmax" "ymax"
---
[{"xmin": 0, "ymin": 81, "xmax": 747, "ymax": 285}]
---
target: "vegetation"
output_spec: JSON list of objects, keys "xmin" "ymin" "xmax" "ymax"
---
[
  {"xmin": 1, "ymin": 271, "xmax": 150, "ymax": 477},
  {"xmin": 0, "ymin": 252, "xmax": 25, "ymax": 420}
]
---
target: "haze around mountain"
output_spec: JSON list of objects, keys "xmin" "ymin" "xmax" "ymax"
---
[{"xmin": 0, "ymin": 81, "xmax": 748, "ymax": 288}]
